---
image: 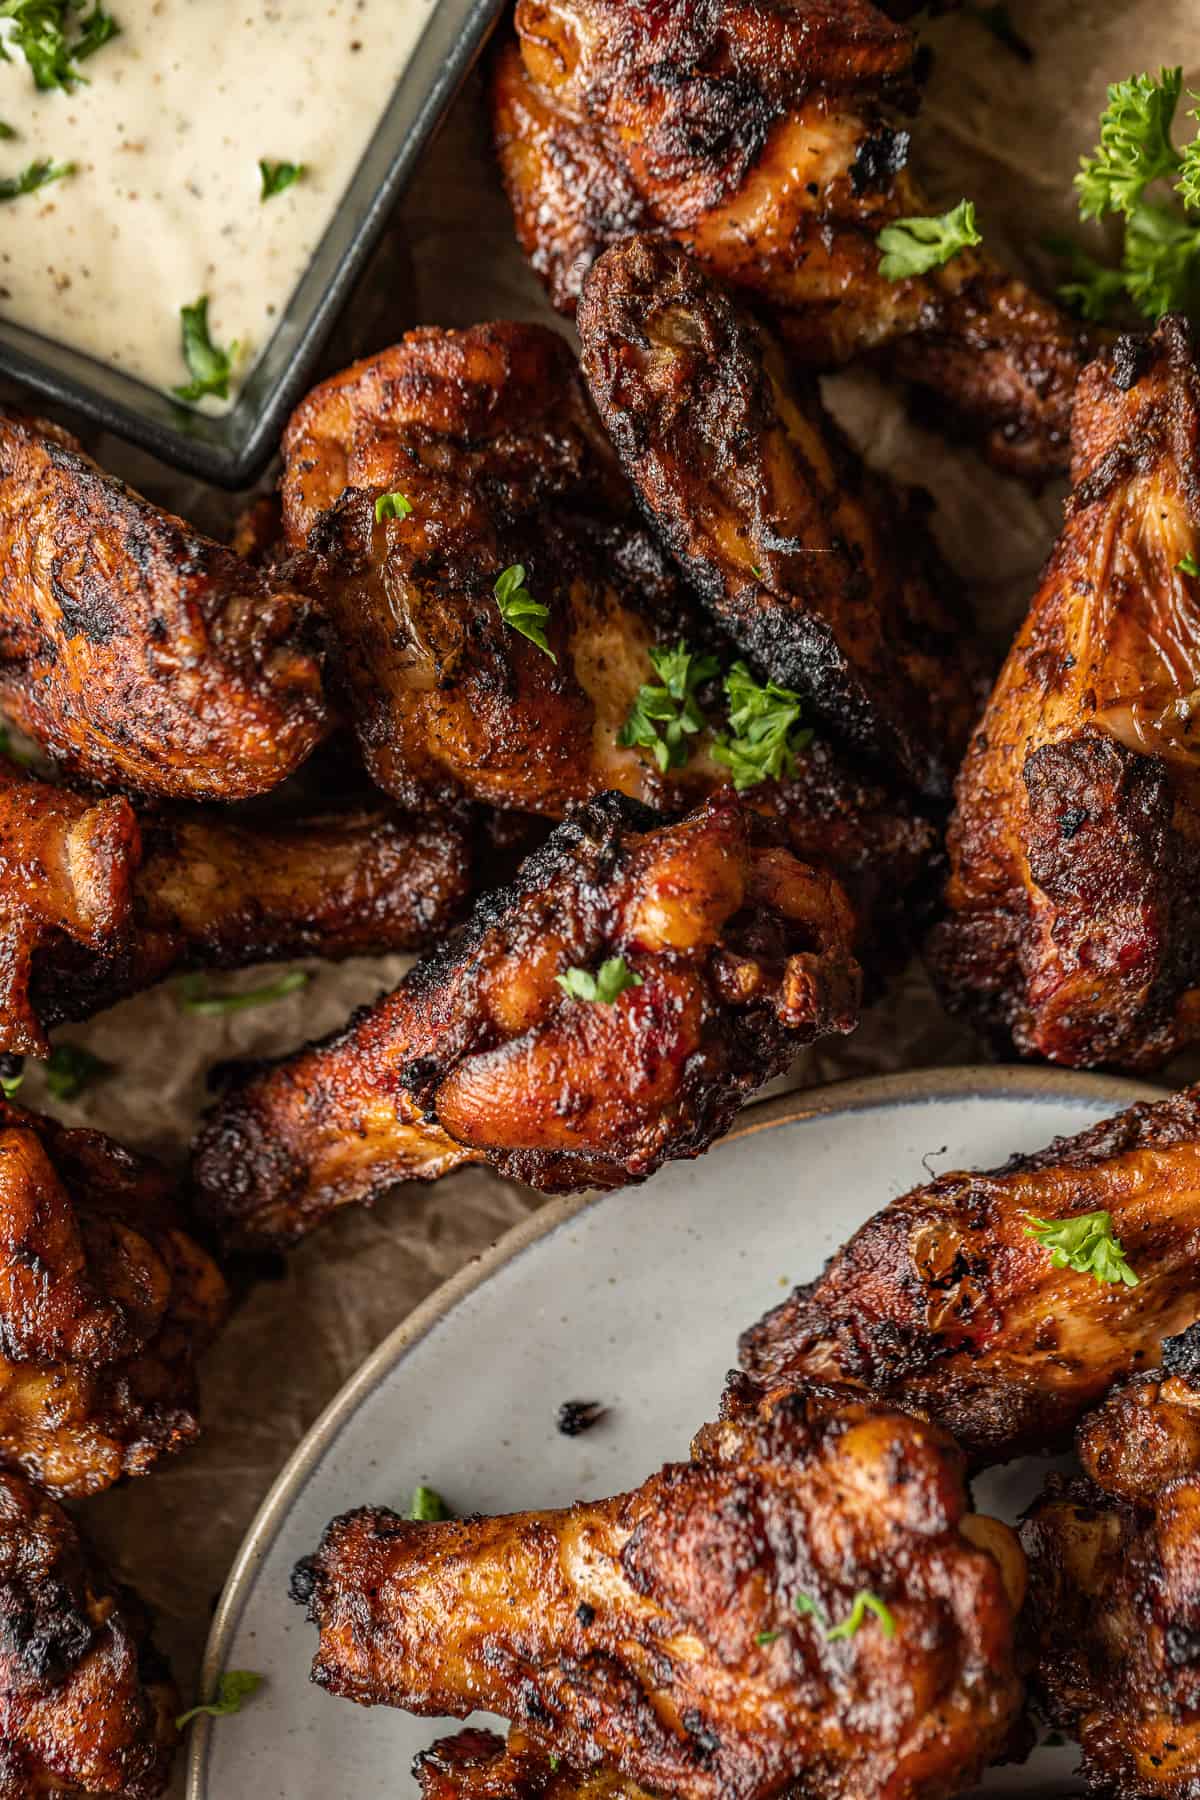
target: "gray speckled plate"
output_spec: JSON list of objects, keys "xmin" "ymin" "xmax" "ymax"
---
[{"xmin": 189, "ymin": 1066, "xmax": 1163, "ymax": 1800}]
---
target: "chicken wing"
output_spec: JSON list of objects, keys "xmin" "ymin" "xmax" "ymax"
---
[
  {"xmin": 490, "ymin": 0, "xmax": 1090, "ymax": 477},
  {"xmin": 0, "ymin": 413, "xmax": 326, "ymax": 801},
  {"xmin": 0, "ymin": 1098, "xmax": 227, "ymax": 1498},
  {"xmin": 415, "ymin": 1729, "xmax": 646, "ymax": 1800},
  {"xmin": 293, "ymin": 1381, "xmax": 1023, "ymax": 1800},
  {"xmin": 190, "ymin": 788, "xmax": 860, "ymax": 1250},
  {"xmin": 928, "ymin": 318, "xmax": 1200, "ymax": 1071},
  {"xmin": 0, "ymin": 1467, "xmax": 178, "ymax": 1797},
  {"xmin": 739, "ymin": 1084, "xmax": 1200, "ymax": 1468},
  {"xmin": 1022, "ymin": 1330, "xmax": 1200, "ymax": 1798},
  {"xmin": 0, "ymin": 757, "xmax": 472, "ymax": 1054},
  {"xmin": 578, "ymin": 236, "xmax": 976, "ymax": 798}
]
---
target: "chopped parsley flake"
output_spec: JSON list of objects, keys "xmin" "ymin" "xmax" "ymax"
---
[
  {"xmin": 555, "ymin": 956, "xmax": 644, "ymax": 1006},
  {"xmin": 0, "ymin": 155, "xmax": 73, "ymax": 201},
  {"xmin": 1179, "ymin": 552, "xmax": 1200, "ymax": 577},
  {"xmin": 0, "ymin": 0, "xmax": 119, "ymax": 91},
  {"xmin": 176, "ymin": 1670, "xmax": 263, "ymax": 1730},
  {"xmin": 259, "ymin": 158, "xmax": 305, "ymax": 201},
  {"xmin": 493, "ymin": 563, "xmax": 554, "ymax": 661},
  {"xmin": 877, "ymin": 199, "xmax": 981, "ymax": 279},
  {"xmin": 173, "ymin": 296, "xmax": 239, "ymax": 404},
  {"xmin": 44, "ymin": 1043, "xmax": 110, "ymax": 1101},
  {"xmin": 1023, "ymin": 1209, "xmax": 1138, "ymax": 1287},
  {"xmin": 409, "ymin": 1485, "xmax": 450, "ymax": 1522},
  {"xmin": 375, "ymin": 491, "xmax": 413, "ymax": 522},
  {"xmin": 711, "ymin": 661, "xmax": 813, "ymax": 789},
  {"xmin": 795, "ymin": 1589, "xmax": 895, "ymax": 1640},
  {"xmin": 618, "ymin": 640, "xmax": 720, "ymax": 773},
  {"xmin": 176, "ymin": 970, "xmax": 309, "ymax": 1016}
]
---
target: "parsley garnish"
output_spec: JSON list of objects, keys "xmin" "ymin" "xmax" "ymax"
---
[
  {"xmin": 618, "ymin": 640, "xmax": 720, "ymax": 773},
  {"xmin": 493, "ymin": 563, "xmax": 554, "ymax": 661},
  {"xmin": 1077, "ymin": 67, "xmax": 1184, "ymax": 220},
  {"xmin": 44, "ymin": 1043, "xmax": 110, "ymax": 1100},
  {"xmin": 176, "ymin": 1670, "xmax": 263, "ymax": 1730},
  {"xmin": 176, "ymin": 970, "xmax": 309, "ymax": 1015},
  {"xmin": 795, "ymin": 1589, "xmax": 895, "ymax": 1640},
  {"xmin": 0, "ymin": 1055, "xmax": 24, "ymax": 1100},
  {"xmin": 1180, "ymin": 552, "xmax": 1200, "ymax": 576},
  {"xmin": 1023, "ymin": 1209, "xmax": 1138, "ymax": 1287},
  {"xmin": 409, "ymin": 1484, "xmax": 450, "ymax": 1521},
  {"xmin": 877, "ymin": 199, "xmax": 981, "ymax": 280},
  {"xmin": 549, "ymin": 1756, "xmax": 561, "ymax": 1774},
  {"xmin": 0, "ymin": 122, "xmax": 14, "ymax": 139},
  {"xmin": 173, "ymin": 297, "xmax": 239, "ymax": 404},
  {"xmin": 0, "ymin": 0, "xmax": 118, "ymax": 91},
  {"xmin": 555, "ymin": 956, "xmax": 644, "ymax": 1005},
  {"xmin": 712, "ymin": 662, "xmax": 813, "ymax": 789},
  {"xmin": 0, "ymin": 156, "xmax": 73, "ymax": 201},
  {"xmin": 1043, "ymin": 234, "xmax": 1129, "ymax": 322},
  {"xmin": 375, "ymin": 491, "xmax": 413, "ymax": 522},
  {"xmin": 794, "ymin": 1592, "xmax": 827, "ymax": 1627},
  {"xmin": 259, "ymin": 158, "xmax": 305, "ymax": 202},
  {"xmin": 755, "ymin": 1630, "xmax": 781, "ymax": 1646}
]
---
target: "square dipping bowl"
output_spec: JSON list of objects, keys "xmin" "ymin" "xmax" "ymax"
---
[{"xmin": 0, "ymin": 0, "xmax": 505, "ymax": 489}]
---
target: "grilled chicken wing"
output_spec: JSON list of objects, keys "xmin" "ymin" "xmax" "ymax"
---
[
  {"xmin": 0, "ymin": 413, "xmax": 326, "ymax": 801},
  {"xmin": 190, "ymin": 788, "xmax": 860, "ymax": 1250},
  {"xmin": 929, "ymin": 318, "xmax": 1200, "ymax": 1071},
  {"xmin": 1022, "ymin": 1329, "xmax": 1200, "ymax": 1798},
  {"xmin": 416, "ymin": 1729, "xmax": 647, "ymax": 1800},
  {"xmin": 491, "ymin": 0, "xmax": 1089, "ymax": 477},
  {"xmin": 739, "ymin": 1085, "xmax": 1200, "ymax": 1468},
  {"xmin": 294, "ymin": 1381, "xmax": 1023, "ymax": 1800},
  {"xmin": 0, "ymin": 1467, "xmax": 178, "ymax": 1797},
  {"xmin": 0, "ymin": 1099, "xmax": 227, "ymax": 1498},
  {"xmin": 578, "ymin": 236, "xmax": 975, "ymax": 798},
  {"xmin": 0, "ymin": 756, "xmax": 472, "ymax": 1053}
]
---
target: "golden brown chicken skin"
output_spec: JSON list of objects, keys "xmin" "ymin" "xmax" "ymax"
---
[
  {"xmin": 0, "ymin": 413, "xmax": 326, "ymax": 801},
  {"xmin": 578, "ymin": 236, "xmax": 975, "ymax": 799},
  {"xmin": 739, "ymin": 1085, "xmax": 1200, "ymax": 1468},
  {"xmin": 293, "ymin": 1381, "xmax": 1023, "ymax": 1800},
  {"xmin": 491, "ymin": 0, "xmax": 1090, "ymax": 477},
  {"xmin": 929, "ymin": 319, "xmax": 1200, "ymax": 1071},
  {"xmin": 190, "ymin": 788, "xmax": 860, "ymax": 1250},
  {"xmin": 0, "ymin": 1467, "xmax": 178, "ymax": 1797},
  {"xmin": 0, "ymin": 1099, "xmax": 227, "ymax": 1498},
  {"xmin": 1022, "ymin": 1330, "xmax": 1200, "ymax": 1799}
]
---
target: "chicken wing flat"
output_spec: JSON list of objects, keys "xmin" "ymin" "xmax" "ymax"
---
[
  {"xmin": 928, "ymin": 318, "xmax": 1200, "ymax": 1071},
  {"xmin": 190, "ymin": 788, "xmax": 860, "ymax": 1250},
  {"xmin": 0, "ymin": 759, "xmax": 472, "ymax": 1051},
  {"xmin": 739, "ymin": 1085, "xmax": 1200, "ymax": 1467},
  {"xmin": 491, "ymin": 0, "xmax": 1090, "ymax": 477},
  {"xmin": 0, "ymin": 413, "xmax": 326, "ymax": 801},
  {"xmin": 1022, "ymin": 1331, "xmax": 1200, "ymax": 1798},
  {"xmin": 293, "ymin": 1381, "xmax": 1023, "ymax": 1800},
  {"xmin": 578, "ymin": 236, "xmax": 975, "ymax": 799},
  {"xmin": 0, "ymin": 1099, "xmax": 227, "ymax": 1498},
  {"xmin": 0, "ymin": 1467, "xmax": 177, "ymax": 1797}
]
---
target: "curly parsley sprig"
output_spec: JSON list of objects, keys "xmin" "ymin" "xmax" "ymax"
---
[
  {"xmin": 1023, "ymin": 1209, "xmax": 1139, "ymax": 1288},
  {"xmin": 618, "ymin": 640, "xmax": 720, "ymax": 773},
  {"xmin": 711, "ymin": 662, "xmax": 813, "ymax": 790}
]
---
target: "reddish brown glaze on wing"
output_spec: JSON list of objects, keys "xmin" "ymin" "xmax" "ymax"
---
[
  {"xmin": 739, "ymin": 1086, "xmax": 1200, "ymax": 1467},
  {"xmin": 578, "ymin": 236, "xmax": 975, "ymax": 798},
  {"xmin": 294, "ymin": 1383, "xmax": 1022, "ymax": 1800},
  {"xmin": 490, "ymin": 1, "xmax": 1089, "ymax": 476},
  {"xmin": 0, "ymin": 1099, "xmax": 228, "ymax": 1498},
  {"xmin": 929, "ymin": 319, "xmax": 1200, "ymax": 1071},
  {"xmin": 415, "ymin": 1730, "xmax": 649, "ymax": 1800},
  {"xmin": 190, "ymin": 789, "xmax": 861, "ymax": 1250},
  {"xmin": 0, "ymin": 1467, "xmax": 178, "ymax": 1797},
  {"xmin": 0, "ymin": 413, "xmax": 326, "ymax": 800}
]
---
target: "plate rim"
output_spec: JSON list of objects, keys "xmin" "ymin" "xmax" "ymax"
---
[{"xmin": 186, "ymin": 1061, "xmax": 1166, "ymax": 1795}]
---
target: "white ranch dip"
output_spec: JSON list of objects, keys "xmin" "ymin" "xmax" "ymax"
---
[{"xmin": 0, "ymin": 0, "xmax": 434, "ymax": 406}]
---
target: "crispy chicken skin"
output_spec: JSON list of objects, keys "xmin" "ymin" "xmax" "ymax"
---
[
  {"xmin": 929, "ymin": 318, "xmax": 1200, "ymax": 1071},
  {"xmin": 293, "ymin": 1382, "xmax": 1023, "ymax": 1800},
  {"xmin": 416, "ymin": 1729, "xmax": 649, "ymax": 1800},
  {"xmin": 490, "ymin": 0, "xmax": 1089, "ymax": 476},
  {"xmin": 1022, "ymin": 1329, "xmax": 1200, "ymax": 1799},
  {"xmin": 0, "ymin": 413, "xmax": 326, "ymax": 801},
  {"xmin": 190, "ymin": 788, "xmax": 861, "ymax": 1250},
  {"xmin": 0, "ymin": 1099, "xmax": 227, "ymax": 1498},
  {"xmin": 0, "ymin": 758, "xmax": 472, "ymax": 1050},
  {"xmin": 739, "ymin": 1085, "xmax": 1200, "ymax": 1468},
  {"xmin": 0, "ymin": 1467, "xmax": 178, "ymax": 1797},
  {"xmin": 578, "ymin": 236, "xmax": 975, "ymax": 799}
]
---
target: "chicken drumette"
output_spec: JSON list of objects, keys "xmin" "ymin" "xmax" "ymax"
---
[
  {"xmin": 1022, "ymin": 1327, "xmax": 1200, "ymax": 1798},
  {"xmin": 739, "ymin": 1084, "xmax": 1200, "ymax": 1467},
  {"xmin": 190, "ymin": 788, "xmax": 860, "ymax": 1250},
  {"xmin": 0, "ymin": 413, "xmax": 326, "ymax": 801},
  {"xmin": 0, "ymin": 1098, "xmax": 227, "ymax": 1498},
  {"xmin": 491, "ymin": 0, "xmax": 1089, "ymax": 477},
  {"xmin": 294, "ymin": 1381, "xmax": 1023, "ymax": 1800},
  {"xmin": 0, "ymin": 1467, "xmax": 178, "ymax": 1797},
  {"xmin": 928, "ymin": 317, "xmax": 1200, "ymax": 1071}
]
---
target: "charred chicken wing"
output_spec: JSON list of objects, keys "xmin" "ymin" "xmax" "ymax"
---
[
  {"xmin": 416, "ymin": 1729, "xmax": 647, "ymax": 1800},
  {"xmin": 929, "ymin": 318, "xmax": 1200, "ymax": 1071},
  {"xmin": 491, "ymin": 0, "xmax": 1089, "ymax": 476},
  {"xmin": 190, "ymin": 788, "xmax": 860, "ymax": 1250},
  {"xmin": 1022, "ymin": 1328, "xmax": 1200, "ymax": 1798},
  {"xmin": 0, "ymin": 413, "xmax": 326, "ymax": 801},
  {"xmin": 0, "ymin": 1099, "xmax": 227, "ymax": 1498},
  {"xmin": 294, "ymin": 1381, "xmax": 1023, "ymax": 1800},
  {"xmin": 740, "ymin": 1085, "xmax": 1200, "ymax": 1467},
  {"xmin": 578, "ymin": 236, "xmax": 975, "ymax": 798},
  {"xmin": 0, "ymin": 1467, "xmax": 178, "ymax": 1797}
]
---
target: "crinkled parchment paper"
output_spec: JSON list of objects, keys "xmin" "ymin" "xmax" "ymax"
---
[{"xmin": 6, "ymin": 1, "xmax": 1197, "ymax": 1780}]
